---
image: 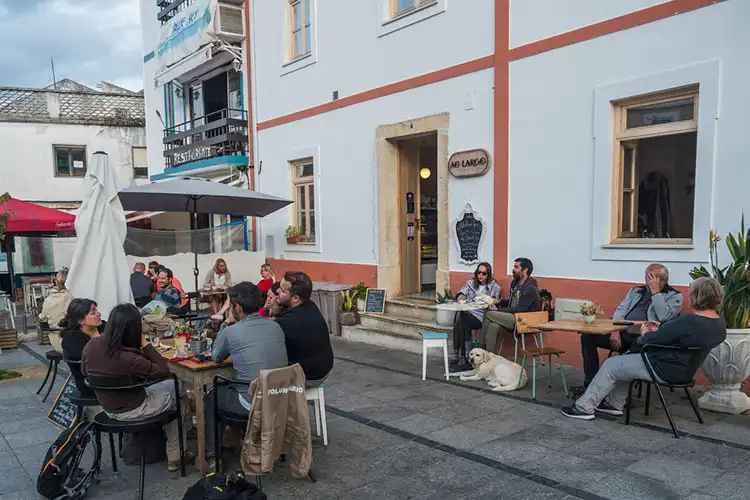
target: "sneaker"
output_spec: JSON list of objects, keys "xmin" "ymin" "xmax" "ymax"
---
[
  {"xmin": 168, "ymin": 452, "xmax": 196, "ymax": 472},
  {"xmin": 561, "ymin": 405, "xmax": 595, "ymax": 420},
  {"xmin": 595, "ymin": 400, "xmax": 624, "ymax": 416}
]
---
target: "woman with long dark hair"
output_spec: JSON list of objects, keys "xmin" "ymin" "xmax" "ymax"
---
[
  {"xmin": 60, "ymin": 298, "xmax": 101, "ymax": 398},
  {"xmin": 82, "ymin": 304, "xmax": 193, "ymax": 471},
  {"xmin": 451, "ymin": 262, "xmax": 501, "ymax": 371}
]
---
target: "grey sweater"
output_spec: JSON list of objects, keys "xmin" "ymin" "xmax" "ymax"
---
[{"xmin": 212, "ymin": 313, "xmax": 288, "ymax": 383}]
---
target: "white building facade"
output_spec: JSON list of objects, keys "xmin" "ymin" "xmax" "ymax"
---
[{"xmin": 140, "ymin": 0, "xmax": 747, "ymax": 344}]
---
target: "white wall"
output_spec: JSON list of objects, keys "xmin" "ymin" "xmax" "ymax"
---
[
  {"xmin": 0, "ymin": 122, "xmax": 147, "ymax": 202},
  {"xmin": 251, "ymin": 0, "xmax": 494, "ymax": 122},
  {"xmin": 139, "ymin": 0, "xmax": 167, "ymax": 179},
  {"xmin": 257, "ymin": 69, "xmax": 495, "ymax": 273},
  {"xmin": 509, "ymin": 0, "xmax": 670, "ymax": 48},
  {"xmin": 508, "ymin": 1, "xmax": 748, "ymax": 286}
]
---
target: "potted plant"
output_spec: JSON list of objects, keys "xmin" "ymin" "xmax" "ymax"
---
[
  {"xmin": 285, "ymin": 225, "xmax": 301, "ymax": 244},
  {"xmin": 340, "ymin": 290, "xmax": 358, "ymax": 326},
  {"xmin": 352, "ymin": 282, "xmax": 368, "ymax": 312},
  {"xmin": 690, "ymin": 221, "xmax": 750, "ymax": 414},
  {"xmin": 435, "ymin": 288, "xmax": 456, "ymax": 327},
  {"xmin": 580, "ymin": 302, "xmax": 601, "ymax": 324},
  {"xmin": 539, "ymin": 288, "xmax": 554, "ymax": 321}
]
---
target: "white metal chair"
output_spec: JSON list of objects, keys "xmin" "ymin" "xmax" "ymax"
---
[
  {"xmin": 305, "ymin": 385, "xmax": 328, "ymax": 446},
  {"xmin": 0, "ymin": 292, "xmax": 16, "ymax": 329},
  {"xmin": 420, "ymin": 332, "xmax": 449, "ymax": 381}
]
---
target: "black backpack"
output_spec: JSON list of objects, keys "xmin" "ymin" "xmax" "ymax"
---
[
  {"xmin": 37, "ymin": 421, "xmax": 101, "ymax": 499},
  {"xmin": 182, "ymin": 471, "xmax": 266, "ymax": 500}
]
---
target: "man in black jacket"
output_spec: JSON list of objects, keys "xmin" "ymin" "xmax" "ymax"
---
[
  {"xmin": 276, "ymin": 271, "xmax": 334, "ymax": 387},
  {"xmin": 480, "ymin": 257, "xmax": 541, "ymax": 352}
]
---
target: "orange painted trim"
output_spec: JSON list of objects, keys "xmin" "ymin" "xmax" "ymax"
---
[
  {"xmin": 256, "ymin": 55, "xmax": 494, "ymax": 130},
  {"xmin": 509, "ymin": 0, "xmax": 724, "ymax": 61},
  {"xmin": 493, "ymin": 0, "xmax": 510, "ymax": 275},
  {"xmin": 245, "ymin": 0, "xmax": 257, "ymax": 251},
  {"xmin": 266, "ymin": 259, "xmax": 378, "ymax": 288}
]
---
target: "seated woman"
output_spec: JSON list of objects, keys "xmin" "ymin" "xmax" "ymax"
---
[
  {"xmin": 259, "ymin": 282, "xmax": 283, "ymax": 318},
  {"xmin": 211, "ymin": 263, "xmax": 276, "ymax": 321},
  {"xmin": 203, "ymin": 258, "xmax": 233, "ymax": 314},
  {"xmin": 562, "ymin": 277, "xmax": 727, "ymax": 420},
  {"xmin": 60, "ymin": 298, "xmax": 101, "ymax": 399},
  {"xmin": 39, "ymin": 268, "xmax": 74, "ymax": 331},
  {"xmin": 82, "ymin": 304, "xmax": 193, "ymax": 471},
  {"xmin": 451, "ymin": 262, "xmax": 501, "ymax": 372}
]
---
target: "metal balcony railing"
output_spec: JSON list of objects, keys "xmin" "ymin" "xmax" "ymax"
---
[
  {"xmin": 163, "ymin": 108, "xmax": 248, "ymax": 169},
  {"xmin": 157, "ymin": 0, "xmax": 244, "ymax": 24}
]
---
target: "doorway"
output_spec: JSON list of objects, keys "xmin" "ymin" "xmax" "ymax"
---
[{"xmin": 376, "ymin": 114, "xmax": 450, "ymax": 299}]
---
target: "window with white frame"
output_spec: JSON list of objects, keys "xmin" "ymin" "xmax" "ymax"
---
[
  {"xmin": 390, "ymin": 0, "xmax": 436, "ymax": 19},
  {"xmin": 288, "ymin": 0, "xmax": 311, "ymax": 61},
  {"xmin": 132, "ymin": 147, "xmax": 148, "ymax": 179},
  {"xmin": 291, "ymin": 159, "xmax": 315, "ymax": 243},
  {"xmin": 612, "ymin": 86, "xmax": 698, "ymax": 244}
]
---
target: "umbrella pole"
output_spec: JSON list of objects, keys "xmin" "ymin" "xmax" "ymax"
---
[
  {"xmin": 5, "ymin": 236, "xmax": 16, "ymax": 304},
  {"xmin": 192, "ymin": 211, "xmax": 199, "ymax": 293}
]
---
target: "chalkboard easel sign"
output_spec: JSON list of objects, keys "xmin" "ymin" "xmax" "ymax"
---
[
  {"xmin": 454, "ymin": 203, "xmax": 486, "ymax": 265},
  {"xmin": 47, "ymin": 375, "xmax": 80, "ymax": 429},
  {"xmin": 364, "ymin": 288, "xmax": 387, "ymax": 314}
]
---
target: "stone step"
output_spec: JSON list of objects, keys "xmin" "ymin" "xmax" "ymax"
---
[
  {"xmin": 340, "ymin": 325, "xmax": 447, "ymax": 357},
  {"xmin": 384, "ymin": 297, "xmax": 438, "ymax": 323},
  {"xmin": 359, "ymin": 312, "xmax": 451, "ymax": 338}
]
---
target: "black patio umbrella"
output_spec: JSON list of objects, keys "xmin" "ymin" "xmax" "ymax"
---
[{"xmin": 118, "ymin": 177, "xmax": 292, "ymax": 291}]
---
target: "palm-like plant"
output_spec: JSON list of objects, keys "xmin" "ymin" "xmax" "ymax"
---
[
  {"xmin": 0, "ymin": 192, "xmax": 11, "ymax": 242},
  {"xmin": 690, "ymin": 217, "xmax": 750, "ymax": 329}
]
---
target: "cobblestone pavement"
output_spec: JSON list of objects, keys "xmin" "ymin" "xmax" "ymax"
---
[{"xmin": 0, "ymin": 338, "xmax": 748, "ymax": 499}]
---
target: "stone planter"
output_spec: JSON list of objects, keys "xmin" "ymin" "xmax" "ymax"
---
[
  {"xmin": 0, "ymin": 329, "xmax": 18, "ymax": 350},
  {"xmin": 583, "ymin": 315, "xmax": 596, "ymax": 325},
  {"xmin": 340, "ymin": 311, "xmax": 358, "ymax": 326},
  {"xmin": 698, "ymin": 328, "xmax": 750, "ymax": 415},
  {"xmin": 435, "ymin": 304, "xmax": 457, "ymax": 327},
  {"xmin": 356, "ymin": 298, "xmax": 365, "ymax": 313}
]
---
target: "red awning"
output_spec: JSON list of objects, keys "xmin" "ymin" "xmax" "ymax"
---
[{"xmin": 0, "ymin": 198, "xmax": 76, "ymax": 234}]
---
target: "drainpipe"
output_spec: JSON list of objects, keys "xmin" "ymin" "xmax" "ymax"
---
[{"xmin": 244, "ymin": 0, "xmax": 258, "ymax": 252}]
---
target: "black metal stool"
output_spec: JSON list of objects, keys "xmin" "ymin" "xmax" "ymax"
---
[{"xmin": 37, "ymin": 350, "xmax": 62, "ymax": 402}]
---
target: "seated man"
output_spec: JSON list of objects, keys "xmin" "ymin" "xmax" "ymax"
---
[
  {"xmin": 562, "ymin": 277, "xmax": 726, "ymax": 420},
  {"xmin": 205, "ymin": 282, "xmax": 288, "ymax": 455},
  {"xmin": 130, "ymin": 262, "xmax": 154, "ymax": 308},
  {"xmin": 580, "ymin": 263, "xmax": 682, "ymax": 388},
  {"xmin": 276, "ymin": 271, "xmax": 334, "ymax": 387},
  {"xmin": 157, "ymin": 268, "xmax": 189, "ymax": 315},
  {"xmin": 480, "ymin": 257, "xmax": 540, "ymax": 352}
]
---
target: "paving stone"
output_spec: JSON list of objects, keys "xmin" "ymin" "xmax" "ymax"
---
[
  {"xmin": 426, "ymin": 423, "xmax": 501, "ymax": 450},
  {"xmin": 660, "ymin": 438, "xmax": 750, "ymax": 471},
  {"xmin": 354, "ymin": 403, "xmax": 417, "ymax": 423},
  {"xmin": 696, "ymin": 470, "xmax": 750, "ymax": 499},
  {"xmin": 699, "ymin": 421, "xmax": 750, "ymax": 447},
  {"xmin": 526, "ymin": 449, "xmax": 611, "ymax": 488},
  {"xmin": 0, "ymin": 451, "xmax": 34, "ymax": 494},
  {"xmin": 625, "ymin": 453, "xmax": 724, "ymax": 495},
  {"xmin": 581, "ymin": 470, "xmax": 684, "ymax": 500},
  {"xmin": 425, "ymin": 401, "xmax": 494, "ymax": 423},
  {"xmin": 472, "ymin": 437, "xmax": 551, "ymax": 465},
  {"xmin": 388, "ymin": 411, "xmax": 454, "ymax": 435},
  {"xmin": 0, "ymin": 384, "xmax": 33, "ymax": 400},
  {"xmin": 343, "ymin": 474, "xmax": 444, "ymax": 500},
  {"xmin": 503, "ymin": 422, "xmax": 594, "ymax": 451},
  {"xmin": 360, "ymin": 386, "xmax": 421, "ymax": 402},
  {"xmin": 325, "ymin": 394, "xmax": 382, "ymax": 411},
  {"xmin": 4, "ymin": 424, "xmax": 61, "ymax": 450}
]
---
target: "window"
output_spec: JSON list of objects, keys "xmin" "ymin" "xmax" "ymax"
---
[
  {"xmin": 390, "ymin": 0, "xmax": 436, "ymax": 19},
  {"xmin": 291, "ymin": 159, "xmax": 315, "ymax": 243},
  {"xmin": 54, "ymin": 146, "xmax": 87, "ymax": 177},
  {"xmin": 288, "ymin": 0, "xmax": 311, "ymax": 61},
  {"xmin": 612, "ymin": 87, "xmax": 698, "ymax": 243},
  {"xmin": 132, "ymin": 147, "xmax": 148, "ymax": 179}
]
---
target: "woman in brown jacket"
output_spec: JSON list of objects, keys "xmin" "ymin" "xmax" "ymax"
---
[{"xmin": 82, "ymin": 304, "xmax": 193, "ymax": 471}]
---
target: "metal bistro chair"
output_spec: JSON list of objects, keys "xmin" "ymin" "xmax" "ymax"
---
[
  {"xmin": 63, "ymin": 356, "xmax": 121, "ymax": 472},
  {"xmin": 625, "ymin": 344, "xmax": 710, "ymax": 439},
  {"xmin": 511, "ymin": 311, "xmax": 568, "ymax": 400},
  {"xmin": 86, "ymin": 373, "xmax": 186, "ymax": 500},
  {"xmin": 211, "ymin": 374, "xmax": 317, "ymax": 486},
  {"xmin": 495, "ymin": 311, "xmax": 547, "ymax": 362},
  {"xmin": 37, "ymin": 349, "xmax": 63, "ymax": 402}
]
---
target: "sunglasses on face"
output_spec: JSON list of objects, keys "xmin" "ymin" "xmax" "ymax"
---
[{"xmin": 477, "ymin": 271, "xmax": 488, "ymax": 276}]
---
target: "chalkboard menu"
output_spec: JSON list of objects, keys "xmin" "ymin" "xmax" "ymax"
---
[
  {"xmin": 47, "ymin": 375, "xmax": 79, "ymax": 429},
  {"xmin": 455, "ymin": 205, "xmax": 484, "ymax": 265},
  {"xmin": 364, "ymin": 289, "xmax": 387, "ymax": 314}
]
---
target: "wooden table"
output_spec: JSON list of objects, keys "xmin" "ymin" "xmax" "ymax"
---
[
  {"xmin": 528, "ymin": 318, "xmax": 645, "ymax": 335},
  {"xmin": 159, "ymin": 341, "xmax": 234, "ymax": 475}
]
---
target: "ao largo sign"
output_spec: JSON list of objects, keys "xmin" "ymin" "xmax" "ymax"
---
[{"xmin": 448, "ymin": 149, "xmax": 491, "ymax": 178}]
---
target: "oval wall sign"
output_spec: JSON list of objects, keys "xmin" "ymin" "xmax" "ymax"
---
[{"xmin": 448, "ymin": 149, "xmax": 491, "ymax": 178}]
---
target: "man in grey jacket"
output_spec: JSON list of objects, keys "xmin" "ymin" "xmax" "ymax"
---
[
  {"xmin": 580, "ymin": 263, "xmax": 682, "ymax": 388},
  {"xmin": 204, "ymin": 281, "xmax": 288, "ymax": 460}
]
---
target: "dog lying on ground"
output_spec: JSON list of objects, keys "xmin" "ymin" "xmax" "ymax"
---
[{"xmin": 459, "ymin": 348, "xmax": 528, "ymax": 391}]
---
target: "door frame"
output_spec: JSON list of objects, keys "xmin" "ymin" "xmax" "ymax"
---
[{"xmin": 376, "ymin": 113, "xmax": 449, "ymax": 298}]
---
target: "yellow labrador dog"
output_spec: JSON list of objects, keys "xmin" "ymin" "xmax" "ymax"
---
[{"xmin": 460, "ymin": 348, "xmax": 527, "ymax": 391}]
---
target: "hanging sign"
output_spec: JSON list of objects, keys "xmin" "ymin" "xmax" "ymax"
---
[
  {"xmin": 448, "ymin": 149, "xmax": 491, "ymax": 178},
  {"xmin": 454, "ymin": 204, "xmax": 486, "ymax": 265}
]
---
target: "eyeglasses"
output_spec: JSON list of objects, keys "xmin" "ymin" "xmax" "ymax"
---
[{"xmin": 477, "ymin": 271, "xmax": 488, "ymax": 276}]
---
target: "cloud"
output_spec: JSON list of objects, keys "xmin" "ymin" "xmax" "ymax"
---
[{"xmin": 0, "ymin": 0, "xmax": 143, "ymax": 91}]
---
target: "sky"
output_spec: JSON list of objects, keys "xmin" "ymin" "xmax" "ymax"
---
[{"xmin": 0, "ymin": 0, "xmax": 144, "ymax": 92}]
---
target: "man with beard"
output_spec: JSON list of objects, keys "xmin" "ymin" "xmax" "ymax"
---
[
  {"xmin": 480, "ymin": 258, "xmax": 541, "ymax": 353},
  {"xmin": 276, "ymin": 271, "xmax": 334, "ymax": 387}
]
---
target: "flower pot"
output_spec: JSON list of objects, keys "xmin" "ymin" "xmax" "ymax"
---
[
  {"xmin": 340, "ymin": 311, "xmax": 357, "ymax": 326},
  {"xmin": 356, "ymin": 298, "xmax": 365, "ymax": 313},
  {"xmin": 583, "ymin": 315, "xmax": 596, "ymax": 325},
  {"xmin": 698, "ymin": 328, "xmax": 750, "ymax": 415},
  {"xmin": 286, "ymin": 236, "xmax": 301, "ymax": 245},
  {"xmin": 435, "ymin": 304, "xmax": 457, "ymax": 327}
]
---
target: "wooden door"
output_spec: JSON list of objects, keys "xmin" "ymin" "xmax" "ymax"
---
[{"xmin": 399, "ymin": 141, "xmax": 420, "ymax": 295}]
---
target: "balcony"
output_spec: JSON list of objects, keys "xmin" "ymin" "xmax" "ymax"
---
[
  {"xmin": 157, "ymin": 0, "xmax": 244, "ymax": 24},
  {"xmin": 163, "ymin": 108, "xmax": 248, "ymax": 169}
]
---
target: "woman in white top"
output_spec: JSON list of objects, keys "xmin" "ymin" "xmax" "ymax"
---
[
  {"xmin": 204, "ymin": 258, "xmax": 232, "ymax": 314},
  {"xmin": 39, "ymin": 268, "xmax": 74, "ymax": 329}
]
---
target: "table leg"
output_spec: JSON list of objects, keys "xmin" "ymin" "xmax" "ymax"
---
[{"xmin": 193, "ymin": 374, "xmax": 207, "ymax": 476}]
